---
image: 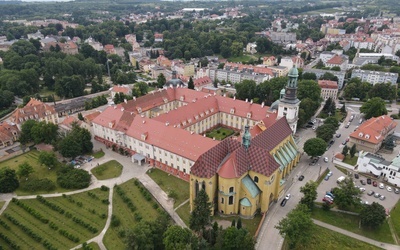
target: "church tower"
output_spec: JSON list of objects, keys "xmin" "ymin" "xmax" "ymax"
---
[{"xmin": 277, "ymin": 65, "xmax": 301, "ymax": 134}]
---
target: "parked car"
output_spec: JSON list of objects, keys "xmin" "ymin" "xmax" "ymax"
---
[
  {"xmin": 336, "ymin": 133, "xmax": 341, "ymax": 138},
  {"xmin": 329, "ymin": 139, "xmax": 335, "ymax": 145},
  {"xmin": 285, "ymin": 194, "xmax": 291, "ymax": 200},
  {"xmin": 324, "ymin": 175, "xmax": 330, "ymax": 181},
  {"xmin": 324, "ymin": 195, "xmax": 334, "ymax": 201},
  {"xmin": 345, "ymin": 122, "xmax": 350, "ymax": 128},
  {"xmin": 360, "ymin": 180, "xmax": 366, "ymax": 185},
  {"xmin": 280, "ymin": 198, "xmax": 287, "ymax": 207},
  {"xmin": 342, "ymin": 141, "xmax": 347, "ymax": 145},
  {"xmin": 367, "ymin": 190, "xmax": 375, "ymax": 196},
  {"xmin": 395, "ymin": 188, "xmax": 400, "ymax": 194},
  {"xmin": 380, "ymin": 195, "xmax": 386, "ymax": 201},
  {"xmin": 374, "ymin": 193, "xmax": 380, "ymax": 198},
  {"xmin": 373, "ymin": 181, "xmax": 378, "ymax": 187},
  {"xmin": 327, "ymin": 171, "xmax": 333, "ymax": 177},
  {"xmin": 360, "ymin": 187, "xmax": 366, "ymax": 192},
  {"xmin": 367, "ymin": 178, "xmax": 372, "ymax": 184},
  {"xmin": 322, "ymin": 197, "xmax": 333, "ymax": 204},
  {"xmin": 387, "ymin": 186, "xmax": 392, "ymax": 192},
  {"xmin": 379, "ymin": 183, "xmax": 385, "ymax": 189},
  {"xmin": 326, "ymin": 192, "xmax": 335, "ymax": 199},
  {"xmin": 354, "ymin": 173, "xmax": 359, "ymax": 179},
  {"xmin": 324, "ymin": 157, "xmax": 329, "ymax": 163},
  {"xmin": 298, "ymin": 175, "xmax": 305, "ymax": 181}
]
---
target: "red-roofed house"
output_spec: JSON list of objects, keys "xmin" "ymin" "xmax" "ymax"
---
[
  {"xmin": 10, "ymin": 98, "xmax": 58, "ymax": 129},
  {"xmin": 0, "ymin": 123, "xmax": 19, "ymax": 149},
  {"xmin": 325, "ymin": 54, "xmax": 348, "ymax": 71},
  {"xmin": 154, "ymin": 33, "xmax": 163, "ymax": 43},
  {"xmin": 92, "ymin": 87, "xmax": 300, "ymax": 217},
  {"xmin": 111, "ymin": 85, "xmax": 132, "ymax": 99},
  {"xmin": 263, "ymin": 56, "xmax": 276, "ymax": 66},
  {"xmin": 104, "ymin": 44, "xmax": 116, "ymax": 54},
  {"xmin": 318, "ymin": 80, "xmax": 338, "ymax": 100},
  {"xmin": 193, "ymin": 76, "xmax": 212, "ymax": 90},
  {"xmin": 349, "ymin": 115, "xmax": 397, "ymax": 153}
]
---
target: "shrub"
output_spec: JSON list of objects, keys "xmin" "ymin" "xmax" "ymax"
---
[
  {"xmin": 100, "ymin": 213, "xmax": 107, "ymax": 219},
  {"xmin": 20, "ymin": 178, "xmax": 55, "ymax": 192},
  {"xmin": 12, "ymin": 198, "xmax": 49, "ymax": 224},
  {"xmin": 168, "ymin": 190, "xmax": 178, "ymax": 200},
  {"xmin": 100, "ymin": 185, "xmax": 109, "ymax": 191},
  {"xmin": 118, "ymin": 229, "xmax": 126, "ymax": 238},
  {"xmin": 57, "ymin": 166, "xmax": 91, "ymax": 189},
  {"xmin": 111, "ymin": 215, "xmax": 121, "ymax": 227},
  {"xmin": 134, "ymin": 213, "xmax": 142, "ymax": 222},
  {"xmin": 36, "ymin": 196, "xmax": 65, "ymax": 214},
  {"xmin": 58, "ymin": 229, "xmax": 80, "ymax": 243}
]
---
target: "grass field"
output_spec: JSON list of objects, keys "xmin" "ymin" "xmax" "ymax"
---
[
  {"xmin": 147, "ymin": 168, "xmax": 190, "ymax": 208},
  {"xmin": 389, "ymin": 200, "xmax": 400, "ymax": 240},
  {"xmin": 91, "ymin": 160, "xmax": 123, "ymax": 180},
  {"xmin": 91, "ymin": 150, "xmax": 105, "ymax": 159},
  {"xmin": 0, "ymin": 201, "xmax": 5, "ymax": 210},
  {"xmin": 343, "ymin": 155, "xmax": 358, "ymax": 166},
  {"xmin": 212, "ymin": 214, "xmax": 263, "ymax": 237},
  {"xmin": 311, "ymin": 207, "xmax": 394, "ymax": 244},
  {"xmin": 78, "ymin": 242, "xmax": 101, "ymax": 250},
  {"xmin": 103, "ymin": 179, "xmax": 165, "ymax": 250},
  {"xmin": 0, "ymin": 150, "xmax": 77, "ymax": 195},
  {"xmin": 282, "ymin": 225, "xmax": 381, "ymax": 250},
  {"xmin": 176, "ymin": 202, "xmax": 191, "ymax": 226},
  {"xmin": 0, "ymin": 188, "xmax": 109, "ymax": 249},
  {"xmin": 206, "ymin": 127, "xmax": 235, "ymax": 141},
  {"xmin": 228, "ymin": 55, "xmax": 255, "ymax": 63}
]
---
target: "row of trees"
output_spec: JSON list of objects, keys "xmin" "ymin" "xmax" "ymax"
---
[{"xmin": 344, "ymin": 78, "xmax": 397, "ymax": 102}]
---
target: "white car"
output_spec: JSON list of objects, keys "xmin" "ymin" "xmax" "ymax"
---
[
  {"xmin": 285, "ymin": 194, "xmax": 291, "ymax": 200},
  {"xmin": 324, "ymin": 157, "xmax": 329, "ymax": 163},
  {"xmin": 359, "ymin": 187, "xmax": 366, "ymax": 192},
  {"xmin": 387, "ymin": 186, "xmax": 392, "ymax": 192},
  {"xmin": 327, "ymin": 171, "xmax": 333, "ymax": 177},
  {"xmin": 379, "ymin": 183, "xmax": 385, "ymax": 189}
]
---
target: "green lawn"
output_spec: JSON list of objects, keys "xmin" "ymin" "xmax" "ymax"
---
[
  {"xmin": 335, "ymin": 166, "xmax": 349, "ymax": 175},
  {"xmin": 228, "ymin": 55, "xmax": 255, "ymax": 63},
  {"xmin": 206, "ymin": 127, "xmax": 235, "ymax": 141},
  {"xmin": 176, "ymin": 202, "xmax": 191, "ymax": 226},
  {"xmin": 318, "ymin": 109, "xmax": 345, "ymax": 122},
  {"xmin": 78, "ymin": 242, "xmax": 101, "ymax": 250},
  {"xmin": 316, "ymin": 168, "xmax": 329, "ymax": 186},
  {"xmin": 211, "ymin": 214, "xmax": 263, "ymax": 237},
  {"xmin": 282, "ymin": 225, "xmax": 381, "ymax": 250},
  {"xmin": 311, "ymin": 207, "xmax": 394, "ymax": 244},
  {"xmin": 103, "ymin": 179, "xmax": 165, "ymax": 250},
  {"xmin": 91, "ymin": 160, "xmax": 123, "ymax": 180},
  {"xmin": 343, "ymin": 155, "xmax": 358, "ymax": 166},
  {"xmin": 0, "ymin": 201, "xmax": 5, "ymax": 210},
  {"xmin": 0, "ymin": 188, "xmax": 109, "ymax": 250},
  {"xmin": 389, "ymin": 200, "xmax": 400, "ymax": 240},
  {"xmin": 91, "ymin": 150, "xmax": 105, "ymax": 159},
  {"xmin": 0, "ymin": 150, "xmax": 78, "ymax": 195},
  {"xmin": 147, "ymin": 168, "xmax": 189, "ymax": 208}
]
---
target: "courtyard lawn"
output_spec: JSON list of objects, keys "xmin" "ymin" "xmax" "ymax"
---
[
  {"xmin": 282, "ymin": 225, "xmax": 381, "ymax": 250},
  {"xmin": 0, "ymin": 150, "xmax": 76, "ymax": 195},
  {"xmin": 103, "ymin": 179, "xmax": 165, "ymax": 250},
  {"xmin": 389, "ymin": 200, "xmax": 400, "ymax": 240},
  {"xmin": 176, "ymin": 202, "xmax": 191, "ymax": 226},
  {"xmin": 91, "ymin": 150, "xmax": 105, "ymax": 159},
  {"xmin": 212, "ymin": 214, "xmax": 263, "ymax": 237},
  {"xmin": 91, "ymin": 160, "xmax": 123, "ymax": 180},
  {"xmin": 0, "ymin": 188, "xmax": 109, "ymax": 250},
  {"xmin": 343, "ymin": 155, "xmax": 358, "ymax": 166},
  {"xmin": 206, "ymin": 127, "xmax": 235, "ymax": 141},
  {"xmin": 147, "ymin": 168, "xmax": 190, "ymax": 208},
  {"xmin": 311, "ymin": 207, "xmax": 394, "ymax": 244}
]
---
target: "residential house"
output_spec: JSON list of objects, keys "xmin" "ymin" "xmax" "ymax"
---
[
  {"xmin": 246, "ymin": 43, "xmax": 257, "ymax": 54},
  {"xmin": 154, "ymin": 33, "xmax": 164, "ymax": 43},
  {"xmin": 54, "ymin": 97, "xmax": 89, "ymax": 117},
  {"xmin": 351, "ymin": 69, "xmax": 398, "ymax": 86},
  {"xmin": 104, "ymin": 44, "xmax": 116, "ymax": 54},
  {"xmin": 348, "ymin": 115, "xmax": 397, "ymax": 153},
  {"xmin": 303, "ymin": 68, "xmax": 346, "ymax": 89},
  {"xmin": 263, "ymin": 56, "xmax": 276, "ymax": 66},
  {"xmin": 111, "ymin": 85, "xmax": 132, "ymax": 99},
  {"xmin": 0, "ymin": 123, "xmax": 19, "ymax": 149},
  {"xmin": 325, "ymin": 54, "xmax": 349, "ymax": 71}
]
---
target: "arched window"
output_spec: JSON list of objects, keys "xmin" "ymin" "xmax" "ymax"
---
[
  {"xmin": 229, "ymin": 187, "xmax": 234, "ymax": 193},
  {"xmin": 254, "ymin": 176, "xmax": 259, "ymax": 183},
  {"xmin": 229, "ymin": 196, "xmax": 234, "ymax": 205}
]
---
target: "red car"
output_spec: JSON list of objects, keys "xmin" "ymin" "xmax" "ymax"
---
[
  {"xmin": 373, "ymin": 181, "xmax": 378, "ymax": 187},
  {"xmin": 322, "ymin": 197, "xmax": 333, "ymax": 204}
]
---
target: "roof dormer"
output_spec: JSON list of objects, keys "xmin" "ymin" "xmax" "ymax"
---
[
  {"xmin": 365, "ymin": 134, "xmax": 370, "ymax": 139},
  {"xmin": 230, "ymin": 108, "xmax": 235, "ymax": 114},
  {"xmin": 358, "ymin": 132, "xmax": 363, "ymax": 137}
]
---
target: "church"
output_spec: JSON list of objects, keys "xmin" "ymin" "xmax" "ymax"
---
[{"xmin": 92, "ymin": 66, "xmax": 301, "ymax": 217}]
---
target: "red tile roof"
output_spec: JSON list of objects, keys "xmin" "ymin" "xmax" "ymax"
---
[
  {"xmin": 10, "ymin": 98, "xmax": 57, "ymax": 125},
  {"xmin": 318, "ymin": 80, "xmax": 338, "ymax": 89},
  {"xmin": 326, "ymin": 54, "xmax": 344, "ymax": 65},
  {"xmin": 112, "ymin": 85, "xmax": 131, "ymax": 94},
  {"xmin": 194, "ymin": 77, "xmax": 212, "ymax": 87},
  {"xmin": 350, "ymin": 115, "xmax": 397, "ymax": 144},
  {"xmin": 0, "ymin": 123, "xmax": 19, "ymax": 143},
  {"xmin": 84, "ymin": 111, "xmax": 101, "ymax": 122}
]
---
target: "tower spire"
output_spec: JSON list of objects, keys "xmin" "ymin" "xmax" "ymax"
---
[{"xmin": 242, "ymin": 125, "xmax": 251, "ymax": 150}]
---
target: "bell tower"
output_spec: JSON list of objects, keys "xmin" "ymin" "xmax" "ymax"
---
[{"xmin": 278, "ymin": 64, "xmax": 301, "ymax": 134}]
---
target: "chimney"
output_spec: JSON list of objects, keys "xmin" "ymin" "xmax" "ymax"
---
[{"xmin": 124, "ymin": 99, "xmax": 127, "ymax": 103}]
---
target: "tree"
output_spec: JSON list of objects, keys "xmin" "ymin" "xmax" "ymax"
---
[
  {"xmin": 17, "ymin": 162, "xmax": 34, "ymax": 179},
  {"xmin": 319, "ymin": 72, "xmax": 338, "ymax": 82},
  {"xmin": 360, "ymin": 97, "xmax": 387, "ymax": 119},
  {"xmin": 157, "ymin": 73, "xmax": 166, "ymax": 88},
  {"xmin": 163, "ymin": 225, "xmax": 198, "ymax": 250},
  {"xmin": 59, "ymin": 124, "xmax": 93, "ymax": 158},
  {"xmin": 126, "ymin": 221, "xmax": 154, "ymax": 250},
  {"xmin": 322, "ymin": 97, "xmax": 332, "ymax": 112},
  {"xmin": 340, "ymin": 102, "xmax": 346, "ymax": 113},
  {"xmin": 18, "ymin": 119, "xmax": 37, "ymax": 144},
  {"xmin": 342, "ymin": 145, "xmax": 349, "ymax": 157},
  {"xmin": 188, "ymin": 76, "xmax": 194, "ymax": 90},
  {"xmin": 57, "ymin": 166, "xmax": 91, "ymax": 189},
  {"xmin": 189, "ymin": 189, "xmax": 211, "ymax": 233},
  {"xmin": 300, "ymin": 181, "xmax": 318, "ymax": 210},
  {"xmin": 0, "ymin": 168, "xmax": 19, "ymax": 193},
  {"xmin": 237, "ymin": 217, "xmax": 242, "ymax": 229},
  {"xmin": 316, "ymin": 124, "xmax": 336, "ymax": 142},
  {"xmin": 360, "ymin": 202, "xmax": 386, "ymax": 228},
  {"xmin": 219, "ymin": 227, "xmax": 255, "ymax": 250},
  {"xmin": 275, "ymin": 204, "xmax": 314, "ymax": 249},
  {"xmin": 303, "ymin": 138, "xmax": 327, "ymax": 157},
  {"xmin": 324, "ymin": 117, "xmax": 339, "ymax": 130},
  {"xmin": 297, "ymin": 80, "xmax": 321, "ymax": 101},
  {"xmin": 350, "ymin": 144, "xmax": 357, "ymax": 158},
  {"xmin": 78, "ymin": 112, "xmax": 84, "ymax": 121},
  {"xmin": 334, "ymin": 177, "xmax": 361, "ymax": 210},
  {"xmin": 38, "ymin": 151, "xmax": 58, "ymax": 169}
]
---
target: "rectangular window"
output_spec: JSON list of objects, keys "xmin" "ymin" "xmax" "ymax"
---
[{"xmin": 221, "ymin": 197, "xmax": 224, "ymax": 204}]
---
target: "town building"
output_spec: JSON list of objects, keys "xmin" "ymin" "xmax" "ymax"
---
[
  {"xmin": 9, "ymin": 98, "xmax": 59, "ymax": 129},
  {"xmin": 93, "ymin": 79, "xmax": 301, "ymax": 217},
  {"xmin": 263, "ymin": 56, "xmax": 276, "ymax": 66},
  {"xmin": 84, "ymin": 37, "xmax": 104, "ymax": 51},
  {"xmin": 268, "ymin": 32, "xmax": 297, "ymax": 44},
  {"xmin": 43, "ymin": 41, "xmax": 78, "ymax": 55},
  {"xmin": 351, "ymin": 69, "xmax": 399, "ymax": 86},
  {"xmin": 246, "ymin": 43, "xmax": 257, "ymax": 54},
  {"xmin": 348, "ymin": 115, "xmax": 397, "ymax": 153},
  {"xmin": 209, "ymin": 63, "xmax": 274, "ymax": 85},
  {"xmin": 279, "ymin": 56, "xmax": 304, "ymax": 69},
  {"xmin": 357, "ymin": 151, "xmax": 400, "ymax": 187},
  {"xmin": 111, "ymin": 85, "xmax": 132, "ymax": 99},
  {"xmin": 0, "ymin": 123, "xmax": 19, "ymax": 149},
  {"xmin": 324, "ymin": 54, "xmax": 349, "ymax": 71},
  {"xmin": 318, "ymin": 80, "xmax": 338, "ymax": 101},
  {"xmin": 54, "ymin": 97, "xmax": 90, "ymax": 117}
]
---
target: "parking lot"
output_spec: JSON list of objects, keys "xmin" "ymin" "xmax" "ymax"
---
[{"xmin": 317, "ymin": 165, "xmax": 400, "ymax": 210}]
